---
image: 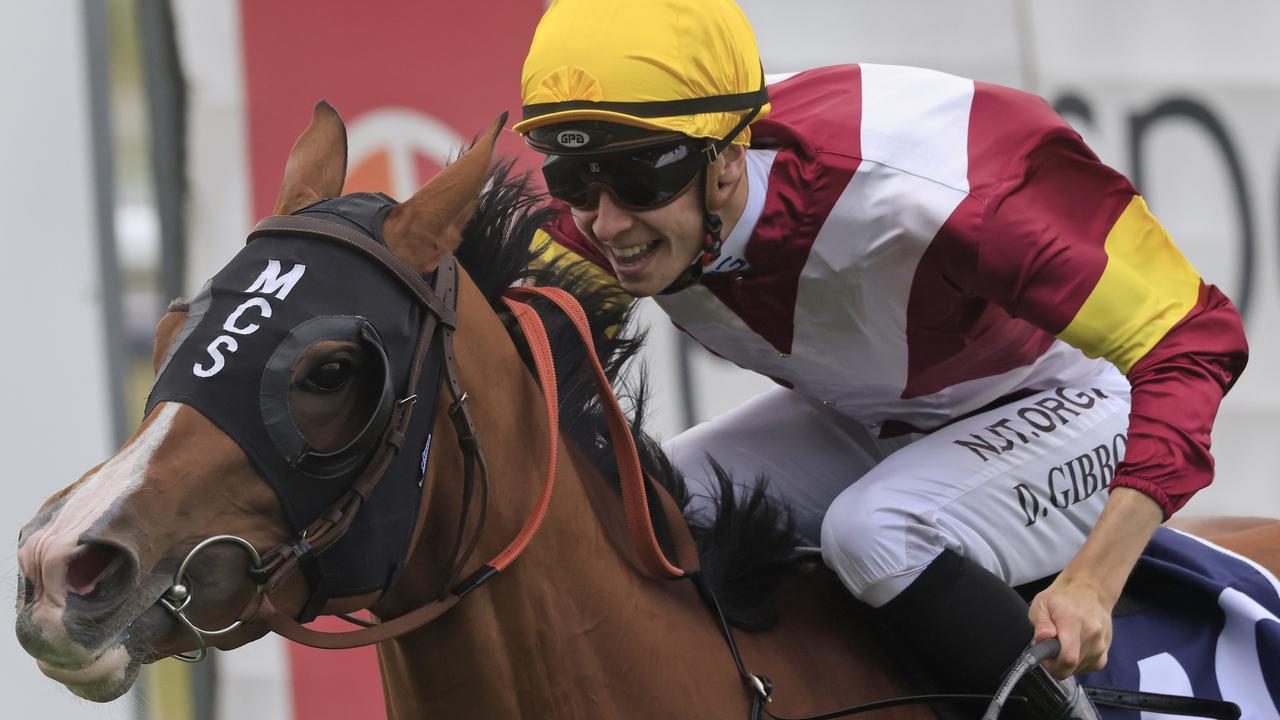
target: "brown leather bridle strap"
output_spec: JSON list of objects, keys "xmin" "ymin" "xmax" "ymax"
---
[
  {"xmin": 427, "ymin": 263, "xmax": 493, "ymax": 598},
  {"xmin": 249, "ymin": 215, "xmax": 457, "ymax": 329},
  {"xmin": 244, "ymin": 587, "xmax": 464, "ymax": 649}
]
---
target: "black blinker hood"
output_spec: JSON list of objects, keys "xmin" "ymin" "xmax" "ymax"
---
[{"xmin": 146, "ymin": 193, "xmax": 446, "ymax": 607}]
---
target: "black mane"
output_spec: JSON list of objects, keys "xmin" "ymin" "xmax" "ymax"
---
[{"xmin": 454, "ymin": 163, "xmax": 805, "ymax": 630}]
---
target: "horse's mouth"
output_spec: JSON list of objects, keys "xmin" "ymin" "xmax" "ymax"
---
[
  {"xmin": 37, "ymin": 643, "xmax": 139, "ymax": 701},
  {"xmin": 21, "ymin": 596, "xmax": 174, "ymax": 702}
]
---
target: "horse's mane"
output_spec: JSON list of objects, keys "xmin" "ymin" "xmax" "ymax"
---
[{"xmin": 455, "ymin": 163, "xmax": 804, "ymax": 630}]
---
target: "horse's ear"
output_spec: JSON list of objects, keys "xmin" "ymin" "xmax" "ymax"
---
[
  {"xmin": 273, "ymin": 101, "xmax": 348, "ymax": 215},
  {"xmin": 383, "ymin": 112, "xmax": 506, "ymax": 274},
  {"xmin": 153, "ymin": 308, "xmax": 189, "ymax": 376}
]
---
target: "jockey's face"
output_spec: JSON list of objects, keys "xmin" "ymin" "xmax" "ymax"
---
[
  {"xmin": 570, "ymin": 179, "xmax": 705, "ymax": 297},
  {"xmin": 570, "ymin": 143, "xmax": 747, "ymax": 298}
]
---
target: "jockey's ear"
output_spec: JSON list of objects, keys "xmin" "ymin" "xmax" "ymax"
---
[
  {"xmin": 273, "ymin": 101, "xmax": 348, "ymax": 215},
  {"xmin": 383, "ymin": 113, "xmax": 505, "ymax": 275},
  {"xmin": 705, "ymin": 142, "xmax": 746, "ymax": 217}
]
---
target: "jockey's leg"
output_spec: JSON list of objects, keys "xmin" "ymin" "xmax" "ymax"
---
[
  {"xmin": 875, "ymin": 550, "xmax": 1101, "ymax": 719},
  {"xmin": 820, "ymin": 366, "xmax": 1130, "ymax": 718},
  {"xmin": 663, "ymin": 386, "xmax": 912, "ymax": 544}
]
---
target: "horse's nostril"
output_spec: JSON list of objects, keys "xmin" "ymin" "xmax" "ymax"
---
[{"xmin": 66, "ymin": 542, "xmax": 132, "ymax": 600}]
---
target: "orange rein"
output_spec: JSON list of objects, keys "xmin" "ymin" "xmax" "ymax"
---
[
  {"xmin": 505, "ymin": 286, "xmax": 699, "ymax": 579},
  {"xmin": 242, "ymin": 285, "xmax": 696, "ymax": 649}
]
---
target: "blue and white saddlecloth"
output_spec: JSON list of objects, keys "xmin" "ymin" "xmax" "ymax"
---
[{"xmin": 1080, "ymin": 527, "xmax": 1280, "ymax": 719}]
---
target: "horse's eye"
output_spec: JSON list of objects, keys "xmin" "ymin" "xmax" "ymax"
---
[{"xmin": 303, "ymin": 359, "xmax": 353, "ymax": 393}]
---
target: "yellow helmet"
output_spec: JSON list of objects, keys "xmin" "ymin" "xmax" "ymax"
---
[{"xmin": 514, "ymin": 0, "xmax": 769, "ymax": 147}]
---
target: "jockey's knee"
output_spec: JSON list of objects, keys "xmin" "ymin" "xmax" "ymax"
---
[{"xmin": 820, "ymin": 484, "xmax": 945, "ymax": 609}]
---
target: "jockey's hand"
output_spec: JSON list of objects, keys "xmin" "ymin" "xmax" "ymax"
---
[
  {"xmin": 1028, "ymin": 577, "xmax": 1112, "ymax": 679},
  {"xmin": 1028, "ymin": 487, "xmax": 1164, "ymax": 680}
]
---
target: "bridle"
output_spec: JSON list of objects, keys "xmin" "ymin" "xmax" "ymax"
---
[{"xmin": 159, "ymin": 213, "xmax": 697, "ymax": 658}]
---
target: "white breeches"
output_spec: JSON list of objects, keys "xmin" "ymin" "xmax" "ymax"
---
[{"xmin": 664, "ymin": 365, "xmax": 1131, "ymax": 607}]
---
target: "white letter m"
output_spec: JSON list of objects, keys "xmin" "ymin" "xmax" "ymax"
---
[{"xmin": 246, "ymin": 260, "xmax": 306, "ymax": 300}]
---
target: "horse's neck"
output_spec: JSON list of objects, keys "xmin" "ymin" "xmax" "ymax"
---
[{"xmin": 373, "ymin": 279, "xmax": 747, "ymax": 718}]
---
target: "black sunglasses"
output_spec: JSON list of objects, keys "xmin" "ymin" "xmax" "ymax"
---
[{"xmin": 540, "ymin": 139, "xmax": 709, "ymax": 211}]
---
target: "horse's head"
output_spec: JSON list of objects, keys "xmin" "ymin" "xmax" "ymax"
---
[{"xmin": 14, "ymin": 102, "xmax": 501, "ymax": 701}]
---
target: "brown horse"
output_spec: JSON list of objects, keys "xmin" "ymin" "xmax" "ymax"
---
[{"xmin": 13, "ymin": 104, "xmax": 1280, "ymax": 719}]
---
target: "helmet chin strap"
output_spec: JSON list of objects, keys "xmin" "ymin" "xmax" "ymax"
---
[
  {"xmin": 658, "ymin": 88, "xmax": 764, "ymax": 295},
  {"xmin": 658, "ymin": 158, "xmax": 726, "ymax": 295},
  {"xmin": 696, "ymin": 154, "xmax": 727, "ymax": 271}
]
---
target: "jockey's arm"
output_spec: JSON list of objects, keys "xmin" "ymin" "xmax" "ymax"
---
[{"xmin": 957, "ymin": 127, "xmax": 1249, "ymax": 678}]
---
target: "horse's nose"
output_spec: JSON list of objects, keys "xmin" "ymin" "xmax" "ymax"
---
[
  {"xmin": 66, "ymin": 540, "xmax": 138, "ymax": 606},
  {"xmin": 17, "ymin": 536, "xmax": 139, "ymax": 615}
]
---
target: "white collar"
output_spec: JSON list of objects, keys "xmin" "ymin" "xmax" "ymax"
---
[{"xmin": 702, "ymin": 148, "xmax": 776, "ymax": 275}]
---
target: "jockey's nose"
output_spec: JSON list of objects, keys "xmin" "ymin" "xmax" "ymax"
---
[{"xmin": 589, "ymin": 189, "xmax": 636, "ymax": 245}]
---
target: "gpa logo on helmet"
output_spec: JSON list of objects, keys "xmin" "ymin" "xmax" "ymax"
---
[{"xmin": 557, "ymin": 130, "xmax": 590, "ymax": 149}]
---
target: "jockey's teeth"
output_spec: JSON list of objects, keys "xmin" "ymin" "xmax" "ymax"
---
[{"xmin": 612, "ymin": 240, "xmax": 657, "ymax": 260}]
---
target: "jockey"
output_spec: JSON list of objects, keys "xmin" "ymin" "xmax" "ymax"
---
[{"xmin": 515, "ymin": 0, "xmax": 1249, "ymax": 717}]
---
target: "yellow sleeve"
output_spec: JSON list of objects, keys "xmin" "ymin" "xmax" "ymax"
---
[
  {"xmin": 530, "ymin": 228, "xmax": 634, "ymax": 308},
  {"xmin": 1057, "ymin": 196, "xmax": 1202, "ymax": 373}
]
